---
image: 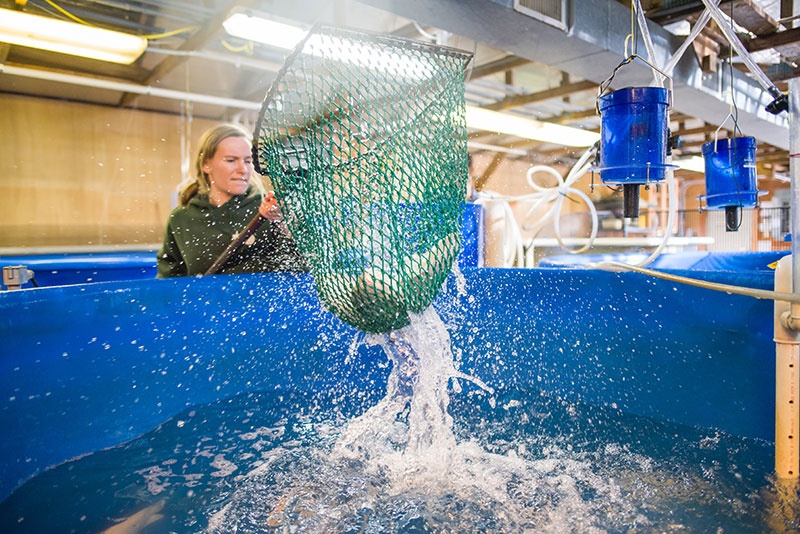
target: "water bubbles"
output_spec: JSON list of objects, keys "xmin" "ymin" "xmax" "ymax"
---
[{"xmin": 210, "ymin": 454, "xmax": 238, "ymax": 477}]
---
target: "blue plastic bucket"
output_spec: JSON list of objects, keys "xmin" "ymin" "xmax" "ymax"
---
[
  {"xmin": 596, "ymin": 87, "xmax": 674, "ymax": 185},
  {"xmin": 701, "ymin": 136, "xmax": 759, "ymax": 208}
]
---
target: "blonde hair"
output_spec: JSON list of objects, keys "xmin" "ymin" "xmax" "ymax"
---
[{"xmin": 179, "ymin": 123, "xmax": 265, "ymax": 205}]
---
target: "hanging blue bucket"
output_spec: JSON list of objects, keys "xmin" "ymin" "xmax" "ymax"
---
[
  {"xmin": 596, "ymin": 87, "xmax": 674, "ymax": 185},
  {"xmin": 701, "ymin": 136, "xmax": 759, "ymax": 209}
]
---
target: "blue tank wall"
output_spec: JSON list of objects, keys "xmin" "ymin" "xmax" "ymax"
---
[
  {"xmin": 0, "ymin": 265, "xmax": 776, "ymax": 500},
  {"xmin": 0, "ymin": 252, "xmax": 158, "ymax": 287}
]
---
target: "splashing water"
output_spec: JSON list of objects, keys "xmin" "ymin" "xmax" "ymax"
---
[
  {"xmin": 206, "ymin": 308, "xmax": 646, "ymax": 532},
  {"xmin": 331, "ymin": 307, "xmax": 494, "ymax": 484}
]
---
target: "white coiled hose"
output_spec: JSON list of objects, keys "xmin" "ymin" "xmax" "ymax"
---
[{"xmin": 475, "ymin": 145, "xmax": 599, "ymax": 267}]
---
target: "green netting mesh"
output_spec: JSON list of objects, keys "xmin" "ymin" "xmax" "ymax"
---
[{"xmin": 255, "ymin": 26, "xmax": 473, "ymax": 334}]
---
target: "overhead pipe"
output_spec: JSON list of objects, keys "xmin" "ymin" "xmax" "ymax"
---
[
  {"xmin": 0, "ymin": 63, "xmax": 261, "ymax": 111},
  {"xmin": 146, "ymin": 46, "xmax": 283, "ymax": 72}
]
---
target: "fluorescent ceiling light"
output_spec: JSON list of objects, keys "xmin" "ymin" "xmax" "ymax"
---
[
  {"xmin": 224, "ymin": 15, "xmax": 432, "ymax": 79},
  {"xmin": 304, "ymin": 33, "xmax": 436, "ymax": 79},
  {"xmin": 674, "ymin": 156, "xmax": 706, "ymax": 173},
  {"xmin": 0, "ymin": 8, "xmax": 147, "ymax": 64},
  {"xmin": 466, "ymin": 105, "xmax": 600, "ymax": 148},
  {"xmin": 223, "ymin": 13, "xmax": 307, "ymax": 50}
]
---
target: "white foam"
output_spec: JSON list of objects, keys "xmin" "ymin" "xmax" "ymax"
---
[{"xmin": 207, "ymin": 306, "xmax": 643, "ymax": 532}]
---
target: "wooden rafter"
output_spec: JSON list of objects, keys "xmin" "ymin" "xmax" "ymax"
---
[
  {"xmin": 470, "ymin": 55, "xmax": 531, "ymax": 79},
  {"xmin": 119, "ymin": 0, "xmax": 256, "ymax": 107},
  {"xmin": 484, "ymin": 80, "xmax": 597, "ymax": 111}
]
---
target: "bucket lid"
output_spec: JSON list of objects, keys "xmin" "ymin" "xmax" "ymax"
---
[
  {"xmin": 700, "ymin": 189, "xmax": 764, "ymax": 208},
  {"xmin": 593, "ymin": 161, "xmax": 678, "ymax": 177},
  {"xmin": 701, "ymin": 136, "xmax": 757, "ymax": 155},
  {"xmin": 599, "ymin": 86, "xmax": 671, "ymax": 110}
]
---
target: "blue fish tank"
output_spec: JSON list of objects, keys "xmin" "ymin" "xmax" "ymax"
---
[{"xmin": 701, "ymin": 136, "xmax": 761, "ymax": 231}]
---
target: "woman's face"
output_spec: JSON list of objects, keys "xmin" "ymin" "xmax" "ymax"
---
[{"xmin": 204, "ymin": 136, "xmax": 253, "ymax": 205}]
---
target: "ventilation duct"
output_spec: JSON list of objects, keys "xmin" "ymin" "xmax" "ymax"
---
[{"xmin": 513, "ymin": 0, "xmax": 568, "ymax": 31}]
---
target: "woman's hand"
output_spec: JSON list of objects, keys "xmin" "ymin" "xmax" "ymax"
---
[{"xmin": 259, "ymin": 191, "xmax": 282, "ymax": 222}]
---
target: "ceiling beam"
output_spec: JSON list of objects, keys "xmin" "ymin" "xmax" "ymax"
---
[
  {"xmin": 723, "ymin": 0, "xmax": 779, "ymax": 36},
  {"xmin": 120, "ymin": 0, "xmax": 254, "ymax": 107},
  {"xmin": 646, "ymin": 0, "xmax": 775, "ymax": 31},
  {"xmin": 671, "ymin": 124, "xmax": 733, "ymax": 137},
  {"xmin": 484, "ymin": 80, "xmax": 597, "ymax": 111},
  {"xmin": 470, "ymin": 55, "xmax": 531, "ymax": 79},
  {"xmin": 547, "ymin": 108, "xmax": 599, "ymax": 125},
  {"xmin": 645, "ymin": 1, "xmax": 705, "ymax": 26},
  {"xmin": 745, "ymin": 26, "xmax": 800, "ymax": 53}
]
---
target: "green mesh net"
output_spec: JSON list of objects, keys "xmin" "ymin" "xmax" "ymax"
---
[{"xmin": 255, "ymin": 26, "xmax": 473, "ymax": 334}]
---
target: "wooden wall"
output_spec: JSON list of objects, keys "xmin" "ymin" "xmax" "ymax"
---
[{"xmin": 0, "ymin": 94, "xmax": 217, "ymax": 249}]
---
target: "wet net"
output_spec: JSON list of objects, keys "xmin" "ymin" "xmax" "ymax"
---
[{"xmin": 254, "ymin": 26, "xmax": 473, "ymax": 334}]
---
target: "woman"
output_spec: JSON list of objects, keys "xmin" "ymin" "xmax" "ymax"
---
[{"xmin": 157, "ymin": 124, "xmax": 307, "ymax": 277}]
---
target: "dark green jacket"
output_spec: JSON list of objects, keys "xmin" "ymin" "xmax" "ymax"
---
[{"xmin": 157, "ymin": 187, "xmax": 308, "ymax": 277}]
